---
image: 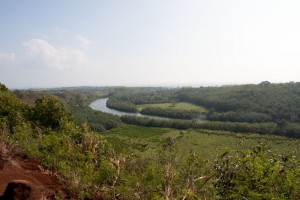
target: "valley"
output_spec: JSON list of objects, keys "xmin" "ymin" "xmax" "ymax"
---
[{"xmin": 1, "ymin": 82, "xmax": 299, "ymax": 199}]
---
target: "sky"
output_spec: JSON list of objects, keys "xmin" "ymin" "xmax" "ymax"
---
[{"xmin": 1, "ymin": 0, "xmax": 300, "ymax": 88}]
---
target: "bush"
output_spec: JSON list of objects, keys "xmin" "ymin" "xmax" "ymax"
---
[
  {"xmin": 32, "ymin": 96, "xmax": 71, "ymax": 129},
  {"xmin": 214, "ymin": 145, "xmax": 300, "ymax": 199}
]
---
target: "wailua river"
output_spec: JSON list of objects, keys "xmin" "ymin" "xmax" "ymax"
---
[{"xmin": 89, "ymin": 98, "xmax": 170, "ymax": 120}]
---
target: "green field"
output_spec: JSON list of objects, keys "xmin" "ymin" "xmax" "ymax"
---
[
  {"xmin": 136, "ymin": 102, "xmax": 207, "ymax": 112},
  {"xmin": 104, "ymin": 125, "xmax": 300, "ymax": 160}
]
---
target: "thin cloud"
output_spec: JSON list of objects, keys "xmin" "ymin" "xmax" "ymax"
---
[
  {"xmin": 0, "ymin": 53, "xmax": 16, "ymax": 62},
  {"xmin": 23, "ymin": 38, "xmax": 90, "ymax": 70},
  {"xmin": 74, "ymin": 34, "xmax": 91, "ymax": 46},
  {"xmin": 0, "ymin": 53, "xmax": 16, "ymax": 68}
]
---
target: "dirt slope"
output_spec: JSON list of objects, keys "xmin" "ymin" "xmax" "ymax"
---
[{"xmin": 0, "ymin": 141, "xmax": 71, "ymax": 199}]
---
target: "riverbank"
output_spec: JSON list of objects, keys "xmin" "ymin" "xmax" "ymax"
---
[{"xmin": 89, "ymin": 98, "xmax": 171, "ymax": 120}]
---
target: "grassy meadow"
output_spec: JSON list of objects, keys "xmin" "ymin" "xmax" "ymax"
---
[{"xmin": 104, "ymin": 124, "xmax": 300, "ymax": 160}]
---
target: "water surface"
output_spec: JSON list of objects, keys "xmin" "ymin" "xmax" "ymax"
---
[{"xmin": 89, "ymin": 98, "xmax": 170, "ymax": 120}]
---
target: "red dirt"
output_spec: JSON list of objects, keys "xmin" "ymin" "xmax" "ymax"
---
[{"xmin": 0, "ymin": 141, "xmax": 71, "ymax": 199}]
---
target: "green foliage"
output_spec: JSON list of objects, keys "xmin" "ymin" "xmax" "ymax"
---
[
  {"xmin": 121, "ymin": 115, "xmax": 300, "ymax": 138},
  {"xmin": 0, "ymin": 86, "xmax": 30, "ymax": 132},
  {"xmin": 15, "ymin": 88, "xmax": 122, "ymax": 131},
  {"xmin": 105, "ymin": 87, "xmax": 179, "ymax": 114},
  {"xmin": 0, "ymin": 83, "xmax": 8, "ymax": 92},
  {"xmin": 109, "ymin": 87, "xmax": 176, "ymax": 104},
  {"xmin": 137, "ymin": 102, "xmax": 206, "ymax": 112},
  {"xmin": 103, "ymin": 83, "xmax": 300, "ymax": 137},
  {"xmin": 71, "ymin": 105, "xmax": 121, "ymax": 132},
  {"xmin": 32, "ymin": 96, "xmax": 71, "ymax": 129},
  {"xmin": 0, "ymin": 84, "xmax": 123, "ymax": 199},
  {"xmin": 8, "ymin": 114, "xmax": 121, "ymax": 199},
  {"xmin": 22, "ymin": 124, "xmax": 118, "ymax": 199},
  {"xmin": 214, "ymin": 145, "xmax": 300, "ymax": 199},
  {"xmin": 104, "ymin": 125, "xmax": 300, "ymax": 199},
  {"xmin": 177, "ymin": 82, "xmax": 300, "ymax": 124},
  {"xmin": 121, "ymin": 115, "xmax": 186, "ymax": 129},
  {"xmin": 103, "ymin": 145, "xmax": 214, "ymax": 199},
  {"xmin": 106, "ymin": 125, "xmax": 169, "ymax": 138},
  {"xmin": 2, "ymin": 83, "xmax": 300, "ymax": 199},
  {"xmin": 104, "ymin": 124, "xmax": 300, "ymax": 163},
  {"xmin": 140, "ymin": 107, "xmax": 205, "ymax": 119},
  {"xmin": 208, "ymin": 111, "xmax": 273, "ymax": 123},
  {"xmin": 106, "ymin": 97, "xmax": 137, "ymax": 112}
]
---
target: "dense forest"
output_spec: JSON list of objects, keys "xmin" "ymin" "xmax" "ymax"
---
[
  {"xmin": 107, "ymin": 82, "xmax": 300, "ymax": 123},
  {"xmin": 106, "ymin": 87, "xmax": 176, "ymax": 112},
  {"xmin": 177, "ymin": 82, "xmax": 300, "ymax": 123},
  {"xmin": 105, "ymin": 82, "xmax": 300, "ymax": 138},
  {"xmin": 1, "ymin": 82, "xmax": 300, "ymax": 199}
]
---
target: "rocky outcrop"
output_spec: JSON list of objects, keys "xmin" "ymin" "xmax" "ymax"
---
[
  {"xmin": 0, "ymin": 180, "xmax": 43, "ymax": 200},
  {"xmin": 0, "ymin": 141, "xmax": 71, "ymax": 199}
]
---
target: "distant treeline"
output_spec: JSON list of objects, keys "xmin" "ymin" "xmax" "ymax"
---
[
  {"xmin": 120, "ymin": 116, "xmax": 300, "ymax": 138},
  {"xmin": 106, "ymin": 87, "xmax": 177, "ymax": 113},
  {"xmin": 140, "ymin": 107, "xmax": 204, "ymax": 119},
  {"xmin": 176, "ymin": 82, "xmax": 300, "ymax": 124},
  {"xmin": 208, "ymin": 111, "xmax": 273, "ymax": 123},
  {"xmin": 108, "ymin": 87, "xmax": 176, "ymax": 104},
  {"xmin": 107, "ymin": 82, "xmax": 300, "ymax": 125}
]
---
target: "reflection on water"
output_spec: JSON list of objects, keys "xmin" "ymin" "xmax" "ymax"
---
[{"xmin": 89, "ymin": 98, "xmax": 170, "ymax": 120}]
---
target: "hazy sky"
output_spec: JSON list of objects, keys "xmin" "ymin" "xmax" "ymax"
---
[{"xmin": 1, "ymin": 0, "xmax": 300, "ymax": 88}]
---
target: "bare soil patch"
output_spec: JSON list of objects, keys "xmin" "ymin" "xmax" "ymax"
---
[{"xmin": 0, "ymin": 141, "xmax": 71, "ymax": 199}]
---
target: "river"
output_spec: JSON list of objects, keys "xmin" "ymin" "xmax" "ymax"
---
[{"xmin": 89, "ymin": 98, "xmax": 170, "ymax": 120}]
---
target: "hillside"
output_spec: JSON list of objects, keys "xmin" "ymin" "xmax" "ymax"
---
[
  {"xmin": 1, "ymin": 82, "xmax": 300, "ymax": 199},
  {"xmin": 0, "ymin": 83, "xmax": 122, "ymax": 199}
]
